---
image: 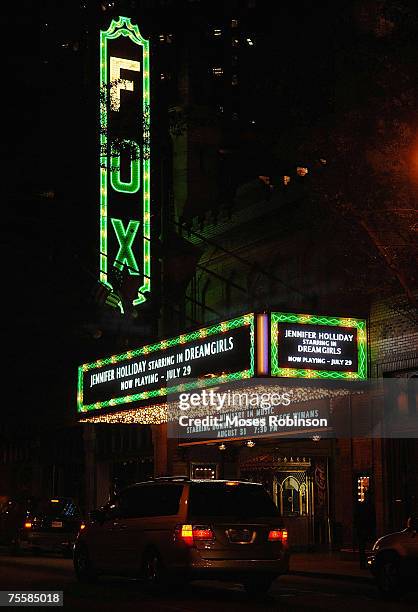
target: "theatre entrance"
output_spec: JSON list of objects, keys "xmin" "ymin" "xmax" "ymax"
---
[{"xmin": 240, "ymin": 455, "xmax": 329, "ymax": 549}]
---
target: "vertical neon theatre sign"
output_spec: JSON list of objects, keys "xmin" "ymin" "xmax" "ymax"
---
[{"xmin": 100, "ymin": 16, "xmax": 150, "ymax": 310}]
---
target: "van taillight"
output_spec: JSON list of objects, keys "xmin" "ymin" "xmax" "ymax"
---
[
  {"xmin": 175, "ymin": 524, "xmax": 214, "ymax": 546},
  {"xmin": 179, "ymin": 524, "xmax": 193, "ymax": 546},
  {"xmin": 193, "ymin": 527, "xmax": 214, "ymax": 540},
  {"xmin": 268, "ymin": 528, "xmax": 288, "ymax": 544}
]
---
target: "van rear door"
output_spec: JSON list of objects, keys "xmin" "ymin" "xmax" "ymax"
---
[{"xmin": 187, "ymin": 482, "xmax": 286, "ymax": 560}]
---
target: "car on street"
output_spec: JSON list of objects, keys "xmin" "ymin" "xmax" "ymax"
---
[
  {"xmin": 74, "ymin": 477, "xmax": 290, "ymax": 595},
  {"xmin": 367, "ymin": 515, "xmax": 418, "ymax": 598},
  {"xmin": 0, "ymin": 497, "xmax": 84, "ymax": 557}
]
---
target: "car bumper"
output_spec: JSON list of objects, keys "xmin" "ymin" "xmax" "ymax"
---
[
  {"xmin": 20, "ymin": 532, "xmax": 75, "ymax": 551},
  {"xmin": 172, "ymin": 549, "xmax": 290, "ymax": 579}
]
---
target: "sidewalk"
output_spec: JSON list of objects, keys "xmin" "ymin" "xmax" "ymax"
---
[{"xmin": 289, "ymin": 551, "xmax": 373, "ymax": 582}]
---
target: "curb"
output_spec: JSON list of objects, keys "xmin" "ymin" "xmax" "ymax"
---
[{"xmin": 289, "ymin": 569, "xmax": 373, "ymax": 584}]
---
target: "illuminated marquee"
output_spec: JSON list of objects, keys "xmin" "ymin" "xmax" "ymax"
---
[
  {"xmin": 271, "ymin": 312, "xmax": 367, "ymax": 380},
  {"xmin": 78, "ymin": 314, "xmax": 255, "ymax": 413},
  {"xmin": 99, "ymin": 16, "xmax": 150, "ymax": 310}
]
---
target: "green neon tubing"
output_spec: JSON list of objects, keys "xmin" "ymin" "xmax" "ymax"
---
[
  {"xmin": 100, "ymin": 16, "xmax": 151, "ymax": 307},
  {"xmin": 270, "ymin": 312, "xmax": 368, "ymax": 380},
  {"xmin": 78, "ymin": 313, "xmax": 255, "ymax": 412},
  {"xmin": 110, "ymin": 140, "xmax": 141, "ymax": 193},
  {"xmin": 111, "ymin": 218, "xmax": 140, "ymax": 273}
]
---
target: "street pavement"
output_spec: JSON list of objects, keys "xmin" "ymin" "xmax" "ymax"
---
[
  {"xmin": 0, "ymin": 551, "xmax": 418, "ymax": 611},
  {"xmin": 291, "ymin": 551, "xmax": 372, "ymax": 581}
]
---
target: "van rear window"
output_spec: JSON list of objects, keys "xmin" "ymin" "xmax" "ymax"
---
[{"xmin": 189, "ymin": 483, "xmax": 279, "ymax": 518}]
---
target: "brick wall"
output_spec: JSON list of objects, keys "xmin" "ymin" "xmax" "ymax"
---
[
  {"xmin": 369, "ymin": 293, "xmax": 418, "ymax": 533},
  {"xmin": 369, "ymin": 295, "xmax": 418, "ymax": 376}
]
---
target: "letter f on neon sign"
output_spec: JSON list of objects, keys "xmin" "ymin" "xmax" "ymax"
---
[
  {"xmin": 111, "ymin": 218, "xmax": 140, "ymax": 274},
  {"xmin": 110, "ymin": 56, "xmax": 141, "ymax": 111}
]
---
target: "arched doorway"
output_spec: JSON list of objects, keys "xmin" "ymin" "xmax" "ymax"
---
[{"xmin": 240, "ymin": 455, "xmax": 325, "ymax": 549}]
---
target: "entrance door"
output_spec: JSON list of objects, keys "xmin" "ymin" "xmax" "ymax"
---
[
  {"xmin": 239, "ymin": 456, "xmax": 329, "ymax": 549},
  {"xmin": 274, "ymin": 470, "xmax": 312, "ymax": 548}
]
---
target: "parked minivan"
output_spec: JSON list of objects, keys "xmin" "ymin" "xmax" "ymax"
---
[{"xmin": 74, "ymin": 477, "xmax": 289, "ymax": 594}]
